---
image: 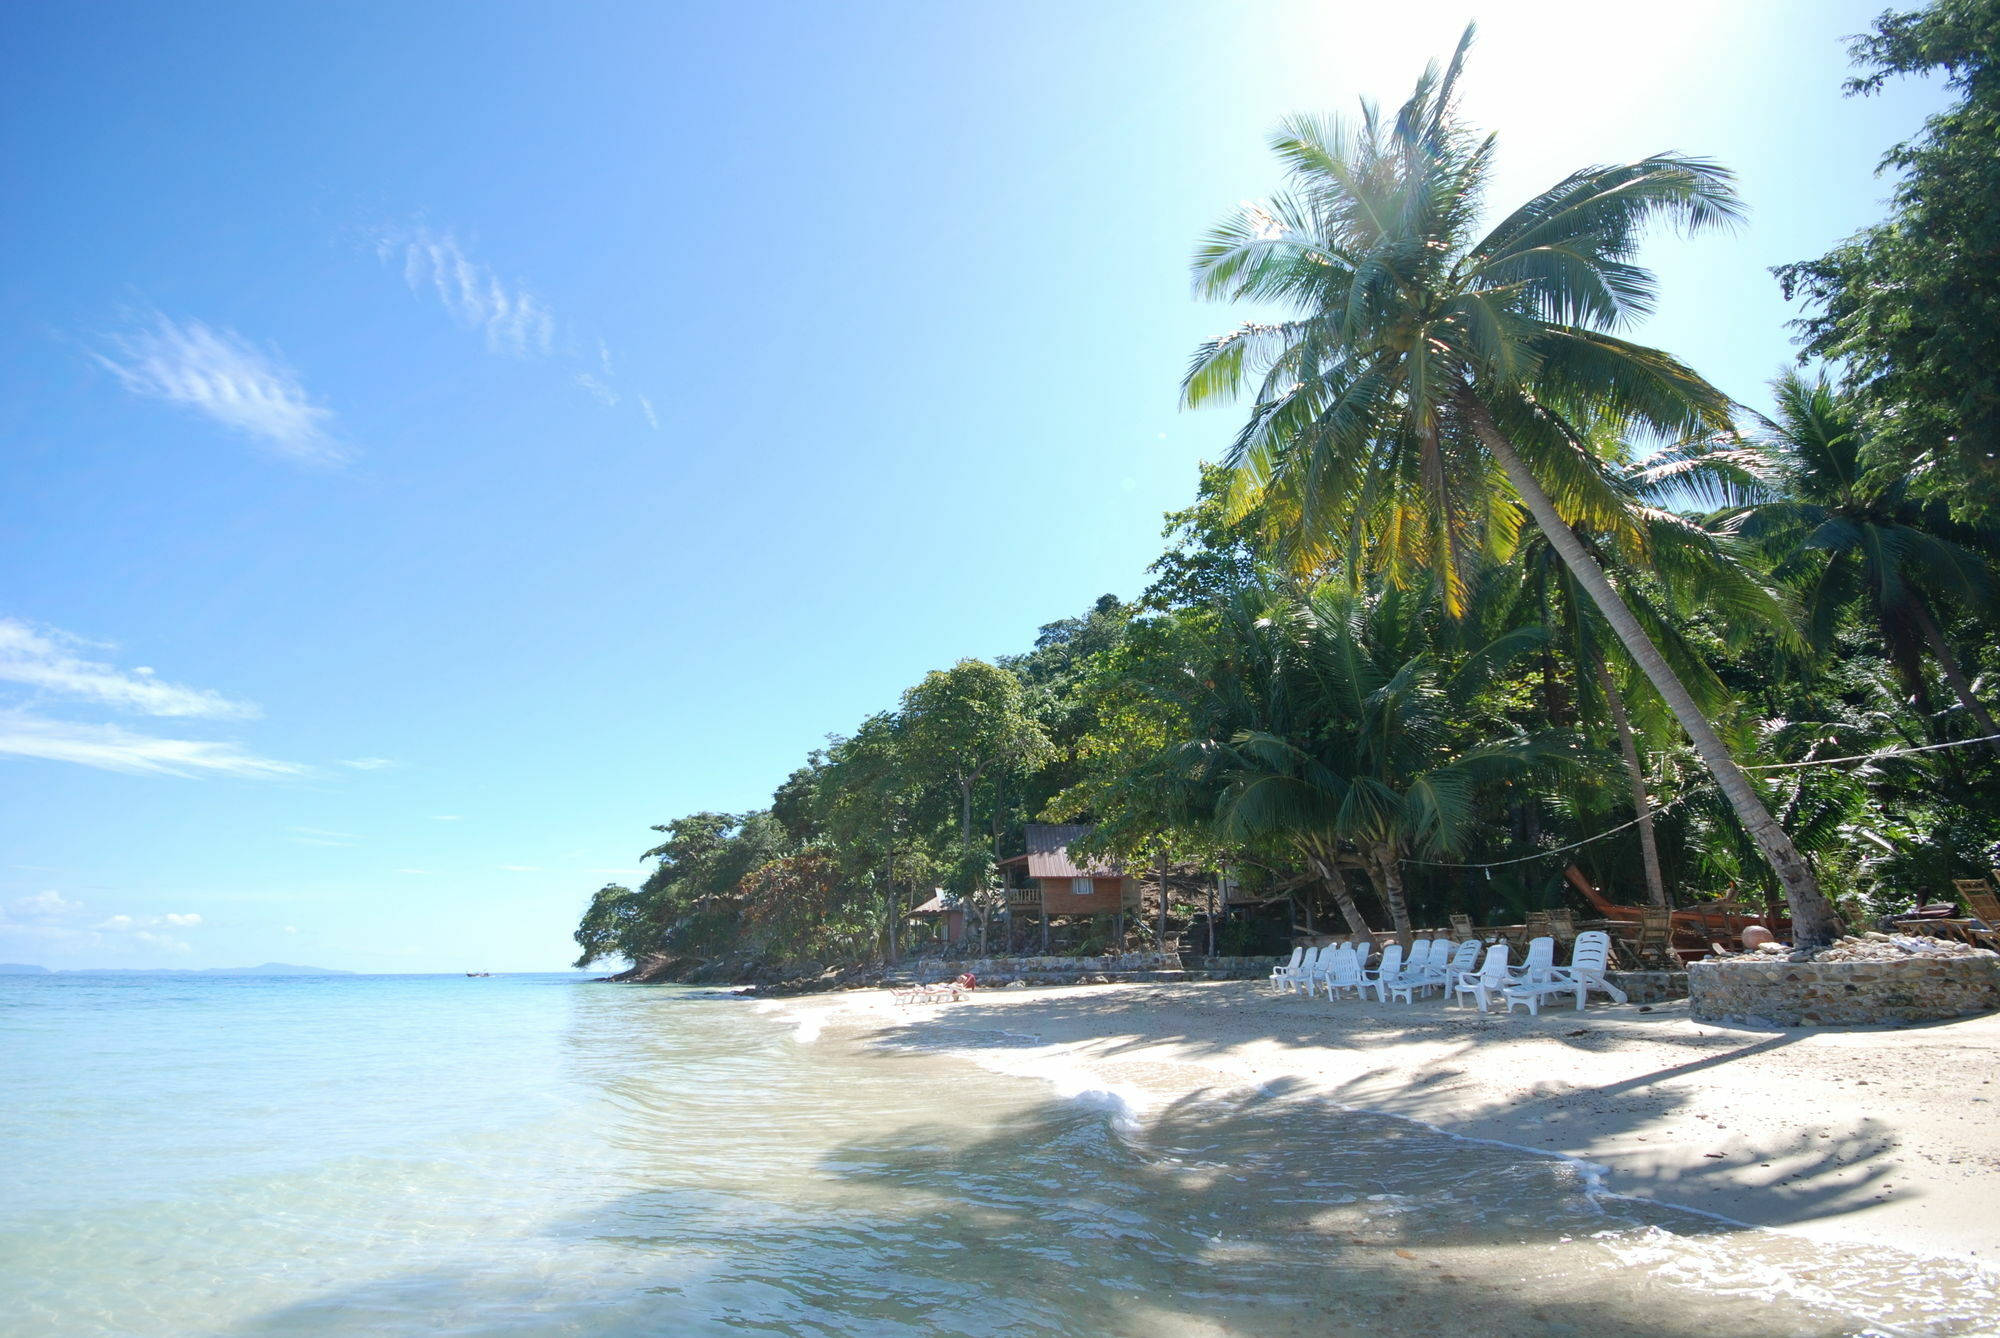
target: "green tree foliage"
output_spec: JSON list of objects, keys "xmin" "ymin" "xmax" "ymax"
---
[
  {"xmin": 1169, "ymin": 583, "xmax": 1576, "ymax": 937},
  {"xmin": 1775, "ymin": 0, "xmax": 2000, "ymax": 501},
  {"xmin": 1182, "ymin": 25, "xmax": 1844, "ymax": 944},
  {"xmin": 898, "ymin": 659, "xmax": 1053, "ymax": 857},
  {"xmin": 575, "ymin": 18, "xmax": 2000, "ymax": 973},
  {"xmin": 1746, "ymin": 371, "xmax": 2000, "ymax": 751}
]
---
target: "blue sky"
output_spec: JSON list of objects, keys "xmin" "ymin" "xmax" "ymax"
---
[{"xmin": 0, "ymin": 1, "xmax": 1947, "ymax": 971}]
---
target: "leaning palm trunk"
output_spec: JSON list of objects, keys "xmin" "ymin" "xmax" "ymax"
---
[
  {"xmin": 1368, "ymin": 845, "xmax": 1414, "ymax": 942},
  {"xmin": 1908, "ymin": 596, "xmax": 2000, "ymax": 761},
  {"xmin": 1597, "ymin": 663, "xmax": 1669, "ymax": 909},
  {"xmin": 1306, "ymin": 851, "xmax": 1373, "ymax": 934},
  {"xmin": 1463, "ymin": 396, "xmax": 1843, "ymax": 947}
]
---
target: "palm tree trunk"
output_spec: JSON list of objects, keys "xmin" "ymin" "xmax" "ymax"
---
[
  {"xmin": 1597, "ymin": 663, "xmax": 1669, "ymax": 909},
  {"xmin": 1370, "ymin": 845, "xmax": 1413, "ymax": 942},
  {"xmin": 1909, "ymin": 595, "xmax": 2000, "ymax": 760},
  {"xmin": 1461, "ymin": 394, "xmax": 1843, "ymax": 947},
  {"xmin": 1305, "ymin": 854, "xmax": 1372, "ymax": 933}
]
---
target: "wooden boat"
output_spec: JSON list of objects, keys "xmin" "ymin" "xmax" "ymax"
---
[{"xmin": 1564, "ymin": 865, "xmax": 1789, "ymax": 959}]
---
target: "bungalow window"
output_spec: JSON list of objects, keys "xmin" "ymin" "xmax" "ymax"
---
[{"xmin": 1071, "ymin": 877, "xmax": 1094, "ymax": 897}]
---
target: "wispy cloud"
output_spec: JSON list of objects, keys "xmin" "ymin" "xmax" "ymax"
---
[
  {"xmin": 0, "ymin": 619, "xmax": 256, "ymax": 719},
  {"xmin": 0, "ymin": 617, "xmax": 306, "ymax": 781},
  {"xmin": 337, "ymin": 757, "xmax": 400, "ymax": 771},
  {"xmin": 372, "ymin": 218, "xmax": 662, "ymax": 425},
  {"xmin": 97, "ymin": 912, "xmax": 202, "ymax": 929},
  {"xmin": 2, "ymin": 893, "xmax": 201, "ymax": 954},
  {"xmin": 0, "ymin": 711, "xmax": 305, "ymax": 779},
  {"xmin": 97, "ymin": 314, "xmax": 342, "ymax": 464},
  {"xmin": 377, "ymin": 224, "xmax": 555, "ymax": 358},
  {"xmin": 575, "ymin": 373, "xmax": 619, "ymax": 407},
  {"xmin": 7, "ymin": 891, "xmax": 83, "ymax": 921},
  {"xmin": 288, "ymin": 826, "xmax": 360, "ymax": 848}
]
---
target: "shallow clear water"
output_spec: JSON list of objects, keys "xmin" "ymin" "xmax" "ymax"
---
[{"xmin": 1, "ymin": 974, "xmax": 1993, "ymax": 1337}]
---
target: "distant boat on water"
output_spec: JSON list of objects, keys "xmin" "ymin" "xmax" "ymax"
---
[{"xmin": 465, "ymin": 971, "xmax": 492, "ymax": 977}]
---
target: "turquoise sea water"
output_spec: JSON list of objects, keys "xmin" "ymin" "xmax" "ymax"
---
[{"xmin": 2, "ymin": 973, "xmax": 1995, "ymax": 1337}]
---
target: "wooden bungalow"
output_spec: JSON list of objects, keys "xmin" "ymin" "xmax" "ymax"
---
[
  {"xmin": 908, "ymin": 891, "xmax": 968, "ymax": 945},
  {"xmin": 999, "ymin": 824, "xmax": 1140, "ymax": 949}
]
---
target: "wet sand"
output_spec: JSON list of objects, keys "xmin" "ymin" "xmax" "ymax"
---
[{"xmin": 784, "ymin": 979, "xmax": 2000, "ymax": 1264}]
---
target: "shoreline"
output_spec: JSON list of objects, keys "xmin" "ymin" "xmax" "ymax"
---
[{"xmin": 778, "ymin": 978, "xmax": 2000, "ymax": 1266}]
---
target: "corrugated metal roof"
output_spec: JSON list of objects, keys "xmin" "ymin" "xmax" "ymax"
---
[{"xmin": 1023, "ymin": 824, "xmax": 1119, "ymax": 879}]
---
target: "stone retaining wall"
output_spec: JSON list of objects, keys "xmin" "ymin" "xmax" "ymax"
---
[
  {"xmin": 1181, "ymin": 954, "xmax": 1286, "ymax": 978},
  {"xmin": 1603, "ymin": 970, "xmax": 1687, "ymax": 1005},
  {"xmin": 1689, "ymin": 954, "xmax": 2000, "ymax": 1027},
  {"xmin": 907, "ymin": 952, "xmax": 1180, "ymax": 981}
]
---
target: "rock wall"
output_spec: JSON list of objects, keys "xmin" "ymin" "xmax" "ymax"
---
[
  {"xmin": 1689, "ymin": 955, "xmax": 2000, "ymax": 1027},
  {"xmin": 1181, "ymin": 955, "xmax": 1288, "ymax": 979},
  {"xmin": 1603, "ymin": 970, "xmax": 1687, "ymax": 1005},
  {"xmin": 911, "ymin": 952, "xmax": 1181, "ymax": 980}
]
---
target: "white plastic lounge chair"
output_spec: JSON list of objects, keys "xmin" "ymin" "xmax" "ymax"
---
[
  {"xmin": 1304, "ymin": 944, "xmax": 1336, "ymax": 996},
  {"xmin": 1288, "ymin": 945, "xmax": 1320, "ymax": 995},
  {"xmin": 1296, "ymin": 944, "xmax": 1332, "ymax": 995},
  {"xmin": 1504, "ymin": 931, "xmax": 1629, "ymax": 1014},
  {"xmin": 1314, "ymin": 945, "xmax": 1365, "ymax": 1001},
  {"xmin": 1388, "ymin": 939, "xmax": 1447, "ymax": 1003},
  {"xmin": 1452, "ymin": 942, "xmax": 1511, "ymax": 1011},
  {"xmin": 1270, "ymin": 947, "xmax": 1305, "ymax": 991},
  {"xmin": 1509, "ymin": 936, "xmax": 1556, "ymax": 987},
  {"xmin": 1350, "ymin": 938, "xmax": 1373, "ymax": 972},
  {"xmin": 1424, "ymin": 939, "xmax": 1481, "ymax": 997},
  {"xmin": 1363, "ymin": 942, "xmax": 1404, "ymax": 1002}
]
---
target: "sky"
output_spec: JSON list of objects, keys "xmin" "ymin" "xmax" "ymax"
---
[{"xmin": 0, "ymin": 0, "xmax": 1949, "ymax": 972}]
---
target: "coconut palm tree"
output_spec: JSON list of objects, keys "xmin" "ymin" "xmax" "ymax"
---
[
  {"xmin": 1511, "ymin": 433, "xmax": 1797, "ymax": 909},
  {"xmin": 1182, "ymin": 27, "xmax": 1845, "ymax": 945},
  {"xmin": 1168, "ymin": 582, "xmax": 1566, "ymax": 938},
  {"xmin": 1748, "ymin": 370, "xmax": 2000, "ymax": 759}
]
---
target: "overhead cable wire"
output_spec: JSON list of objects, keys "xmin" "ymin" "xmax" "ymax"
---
[{"xmin": 1408, "ymin": 729, "xmax": 2000, "ymax": 872}]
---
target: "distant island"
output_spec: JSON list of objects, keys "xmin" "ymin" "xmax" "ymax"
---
[{"xmin": 0, "ymin": 962, "xmax": 354, "ymax": 976}]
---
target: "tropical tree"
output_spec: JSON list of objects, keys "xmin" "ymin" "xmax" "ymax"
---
[
  {"xmin": 1182, "ymin": 28, "xmax": 1846, "ymax": 944},
  {"xmin": 802, "ymin": 713, "xmax": 952, "ymax": 962},
  {"xmin": 899, "ymin": 659, "xmax": 1053, "ymax": 853},
  {"xmin": 1746, "ymin": 370, "xmax": 2000, "ymax": 757},
  {"xmin": 1774, "ymin": 0, "xmax": 2000, "ymax": 503},
  {"xmin": 1510, "ymin": 432, "xmax": 1796, "ymax": 907},
  {"xmin": 1162, "ymin": 582, "xmax": 1568, "ymax": 939}
]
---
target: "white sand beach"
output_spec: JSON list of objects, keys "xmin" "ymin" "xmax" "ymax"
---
[{"xmin": 786, "ymin": 980, "xmax": 2000, "ymax": 1265}]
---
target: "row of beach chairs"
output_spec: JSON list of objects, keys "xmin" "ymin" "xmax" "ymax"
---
[{"xmin": 1269, "ymin": 932, "xmax": 1627, "ymax": 1015}]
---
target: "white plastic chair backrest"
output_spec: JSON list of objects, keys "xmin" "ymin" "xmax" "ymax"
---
[
  {"xmin": 1521, "ymin": 936, "xmax": 1555, "ymax": 981},
  {"xmin": 1570, "ymin": 931, "xmax": 1612, "ymax": 976},
  {"xmin": 1326, "ymin": 945, "xmax": 1357, "ymax": 979},
  {"xmin": 1351, "ymin": 938, "xmax": 1372, "ymax": 969},
  {"xmin": 1283, "ymin": 947, "xmax": 1304, "ymax": 970},
  {"xmin": 1299, "ymin": 946, "xmax": 1323, "ymax": 976},
  {"xmin": 1445, "ymin": 939, "xmax": 1481, "ymax": 975},
  {"xmin": 1473, "ymin": 942, "xmax": 1511, "ymax": 984},
  {"xmin": 1403, "ymin": 938, "xmax": 1434, "ymax": 974},
  {"xmin": 1375, "ymin": 943, "xmax": 1403, "ymax": 979}
]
